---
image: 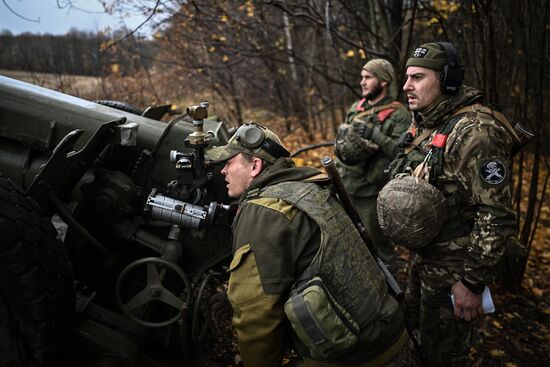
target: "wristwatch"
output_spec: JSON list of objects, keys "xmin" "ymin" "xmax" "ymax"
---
[{"xmin": 460, "ymin": 276, "xmax": 485, "ymax": 295}]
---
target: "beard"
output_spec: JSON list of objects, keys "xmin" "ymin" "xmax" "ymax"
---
[{"xmin": 364, "ymin": 81, "xmax": 384, "ymax": 101}]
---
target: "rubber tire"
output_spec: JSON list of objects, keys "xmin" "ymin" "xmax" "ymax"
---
[
  {"xmin": 95, "ymin": 100, "xmax": 144, "ymax": 115},
  {"xmin": 0, "ymin": 177, "xmax": 75, "ymax": 367}
]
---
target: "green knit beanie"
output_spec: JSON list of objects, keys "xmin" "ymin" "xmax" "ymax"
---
[
  {"xmin": 406, "ymin": 43, "xmax": 448, "ymax": 71},
  {"xmin": 363, "ymin": 58, "xmax": 394, "ymax": 82}
]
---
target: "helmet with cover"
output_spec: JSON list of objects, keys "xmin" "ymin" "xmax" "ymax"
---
[{"xmin": 377, "ymin": 174, "xmax": 447, "ymax": 248}]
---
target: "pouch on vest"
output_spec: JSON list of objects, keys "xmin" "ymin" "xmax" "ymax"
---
[{"xmin": 284, "ymin": 276, "xmax": 360, "ymax": 360}]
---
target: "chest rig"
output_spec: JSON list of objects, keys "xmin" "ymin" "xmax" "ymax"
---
[
  {"xmin": 352, "ymin": 99, "xmax": 405, "ymax": 124},
  {"xmin": 400, "ymin": 112, "xmax": 474, "ymax": 243}
]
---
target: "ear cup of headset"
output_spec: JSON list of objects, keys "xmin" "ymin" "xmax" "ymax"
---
[
  {"xmin": 440, "ymin": 63, "xmax": 465, "ymax": 94},
  {"xmin": 437, "ymin": 42, "xmax": 465, "ymax": 94}
]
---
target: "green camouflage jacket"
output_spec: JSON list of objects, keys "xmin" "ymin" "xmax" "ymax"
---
[
  {"xmin": 334, "ymin": 96, "xmax": 411, "ymax": 197},
  {"xmin": 227, "ymin": 158, "xmax": 405, "ymax": 367},
  {"xmin": 387, "ymin": 86, "xmax": 517, "ymax": 284}
]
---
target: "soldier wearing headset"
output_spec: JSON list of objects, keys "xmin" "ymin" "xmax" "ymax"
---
[
  {"xmin": 382, "ymin": 42, "xmax": 518, "ymax": 365},
  {"xmin": 207, "ymin": 123, "xmax": 408, "ymax": 367}
]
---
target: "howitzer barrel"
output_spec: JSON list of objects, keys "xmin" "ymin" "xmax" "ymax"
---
[{"xmin": 0, "ymin": 76, "xmax": 228, "ymax": 190}]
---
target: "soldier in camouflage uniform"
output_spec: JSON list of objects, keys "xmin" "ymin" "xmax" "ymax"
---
[
  {"xmin": 207, "ymin": 123, "xmax": 408, "ymax": 367},
  {"xmin": 334, "ymin": 59, "xmax": 410, "ymax": 272},
  {"xmin": 385, "ymin": 42, "xmax": 517, "ymax": 366}
]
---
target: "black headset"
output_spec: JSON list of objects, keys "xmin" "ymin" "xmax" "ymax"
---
[
  {"xmin": 435, "ymin": 42, "xmax": 465, "ymax": 94},
  {"xmin": 235, "ymin": 123, "xmax": 290, "ymax": 159}
]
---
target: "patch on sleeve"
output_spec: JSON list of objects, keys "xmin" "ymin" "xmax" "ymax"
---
[
  {"xmin": 479, "ymin": 158, "xmax": 507, "ymax": 186},
  {"xmin": 412, "ymin": 47, "xmax": 428, "ymax": 58}
]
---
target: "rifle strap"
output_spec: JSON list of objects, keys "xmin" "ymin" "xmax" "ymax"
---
[
  {"xmin": 450, "ymin": 104, "xmax": 521, "ymax": 144},
  {"xmin": 404, "ymin": 127, "xmax": 437, "ymax": 154}
]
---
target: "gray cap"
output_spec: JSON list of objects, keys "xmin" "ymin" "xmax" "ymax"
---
[{"xmin": 363, "ymin": 58, "xmax": 395, "ymax": 82}]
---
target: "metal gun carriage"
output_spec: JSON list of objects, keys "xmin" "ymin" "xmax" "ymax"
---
[{"xmin": 0, "ymin": 75, "xmax": 236, "ymax": 367}]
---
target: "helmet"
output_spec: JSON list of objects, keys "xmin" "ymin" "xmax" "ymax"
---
[{"xmin": 377, "ymin": 174, "xmax": 447, "ymax": 248}]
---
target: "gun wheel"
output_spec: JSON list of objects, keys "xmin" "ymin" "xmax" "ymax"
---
[
  {"xmin": 0, "ymin": 176, "xmax": 75, "ymax": 367},
  {"xmin": 115, "ymin": 257, "xmax": 191, "ymax": 328}
]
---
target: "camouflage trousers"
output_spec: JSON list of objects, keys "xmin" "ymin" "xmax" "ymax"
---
[
  {"xmin": 404, "ymin": 253, "xmax": 480, "ymax": 367},
  {"xmin": 352, "ymin": 195, "xmax": 402, "ymax": 274}
]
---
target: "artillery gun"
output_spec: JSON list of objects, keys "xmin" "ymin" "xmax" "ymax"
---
[{"xmin": 0, "ymin": 75, "xmax": 237, "ymax": 367}]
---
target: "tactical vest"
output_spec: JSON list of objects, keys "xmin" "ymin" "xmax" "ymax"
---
[
  {"xmin": 390, "ymin": 113, "xmax": 474, "ymax": 243},
  {"xmin": 245, "ymin": 180, "xmax": 403, "ymax": 362},
  {"xmin": 354, "ymin": 100, "xmax": 406, "ymax": 119},
  {"xmin": 337, "ymin": 100, "xmax": 408, "ymax": 197}
]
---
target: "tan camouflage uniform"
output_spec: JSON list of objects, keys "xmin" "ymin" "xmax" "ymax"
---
[{"xmin": 387, "ymin": 85, "xmax": 517, "ymax": 366}]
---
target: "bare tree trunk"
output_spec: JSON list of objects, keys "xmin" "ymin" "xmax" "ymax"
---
[
  {"xmin": 283, "ymin": 12, "xmax": 298, "ymax": 83},
  {"xmin": 518, "ymin": 0, "xmax": 549, "ymax": 282}
]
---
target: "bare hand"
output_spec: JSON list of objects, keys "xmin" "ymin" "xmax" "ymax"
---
[{"xmin": 450, "ymin": 281, "xmax": 483, "ymax": 321}]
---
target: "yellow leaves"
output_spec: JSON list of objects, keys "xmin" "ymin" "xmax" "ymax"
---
[
  {"xmin": 489, "ymin": 349, "xmax": 505, "ymax": 358},
  {"xmin": 531, "ymin": 287, "xmax": 544, "ymax": 297},
  {"xmin": 210, "ymin": 34, "xmax": 226, "ymax": 43},
  {"xmin": 492, "ymin": 320, "xmax": 503, "ymax": 329},
  {"xmin": 99, "ymin": 40, "xmax": 114, "ymax": 51},
  {"xmin": 432, "ymin": 0, "xmax": 460, "ymax": 13},
  {"xmin": 505, "ymin": 363, "xmax": 519, "ymax": 367},
  {"xmin": 111, "ymin": 63, "xmax": 120, "ymax": 74},
  {"xmin": 208, "ymin": 46, "xmax": 216, "ymax": 53},
  {"xmin": 293, "ymin": 157, "xmax": 306, "ymax": 167},
  {"xmin": 344, "ymin": 49, "xmax": 366, "ymax": 59},
  {"xmin": 220, "ymin": 14, "xmax": 229, "ymax": 22},
  {"xmin": 238, "ymin": 1, "xmax": 255, "ymax": 17},
  {"xmin": 222, "ymin": 55, "xmax": 229, "ymax": 62},
  {"xmin": 420, "ymin": 1, "xmax": 459, "ymax": 27}
]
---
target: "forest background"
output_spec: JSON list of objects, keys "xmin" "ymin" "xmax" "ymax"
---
[{"xmin": 1, "ymin": 0, "xmax": 549, "ymax": 365}]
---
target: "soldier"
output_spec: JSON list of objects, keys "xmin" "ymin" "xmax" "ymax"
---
[
  {"xmin": 334, "ymin": 59, "xmax": 410, "ymax": 272},
  {"xmin": 207, "ymin": 123, "xmax": 408, "ymax": 367},
  {"xmin": 380, "ymin": 42, "xmax": 518, "ymax": 365}
]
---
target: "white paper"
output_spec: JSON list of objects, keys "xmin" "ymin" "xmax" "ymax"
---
[{"xmin": 450, "ymin": 286, "xmax": 495, "ymax": 316}]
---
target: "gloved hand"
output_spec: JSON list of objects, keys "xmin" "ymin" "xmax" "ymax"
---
[
  {"xmin": 209, "ymin": 289, "xmax": 233, "ymax": 322},
  {"xmin": 352, "ymin": 120, "xmax": 376, "ymax": 139}
]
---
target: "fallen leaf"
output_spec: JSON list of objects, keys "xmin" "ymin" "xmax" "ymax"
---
[
  {"xmin": 531, "ymin": 287, "xmax": 544, "ymax": 297},
  {"xmin": 489, "ymin": 349, "xmax": 505, "ymax": 358}
]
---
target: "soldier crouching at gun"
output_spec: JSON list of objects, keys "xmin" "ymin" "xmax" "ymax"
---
[{"xmin": 206, "ymin": 123, "xmax": 409, "ymax": 367}]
